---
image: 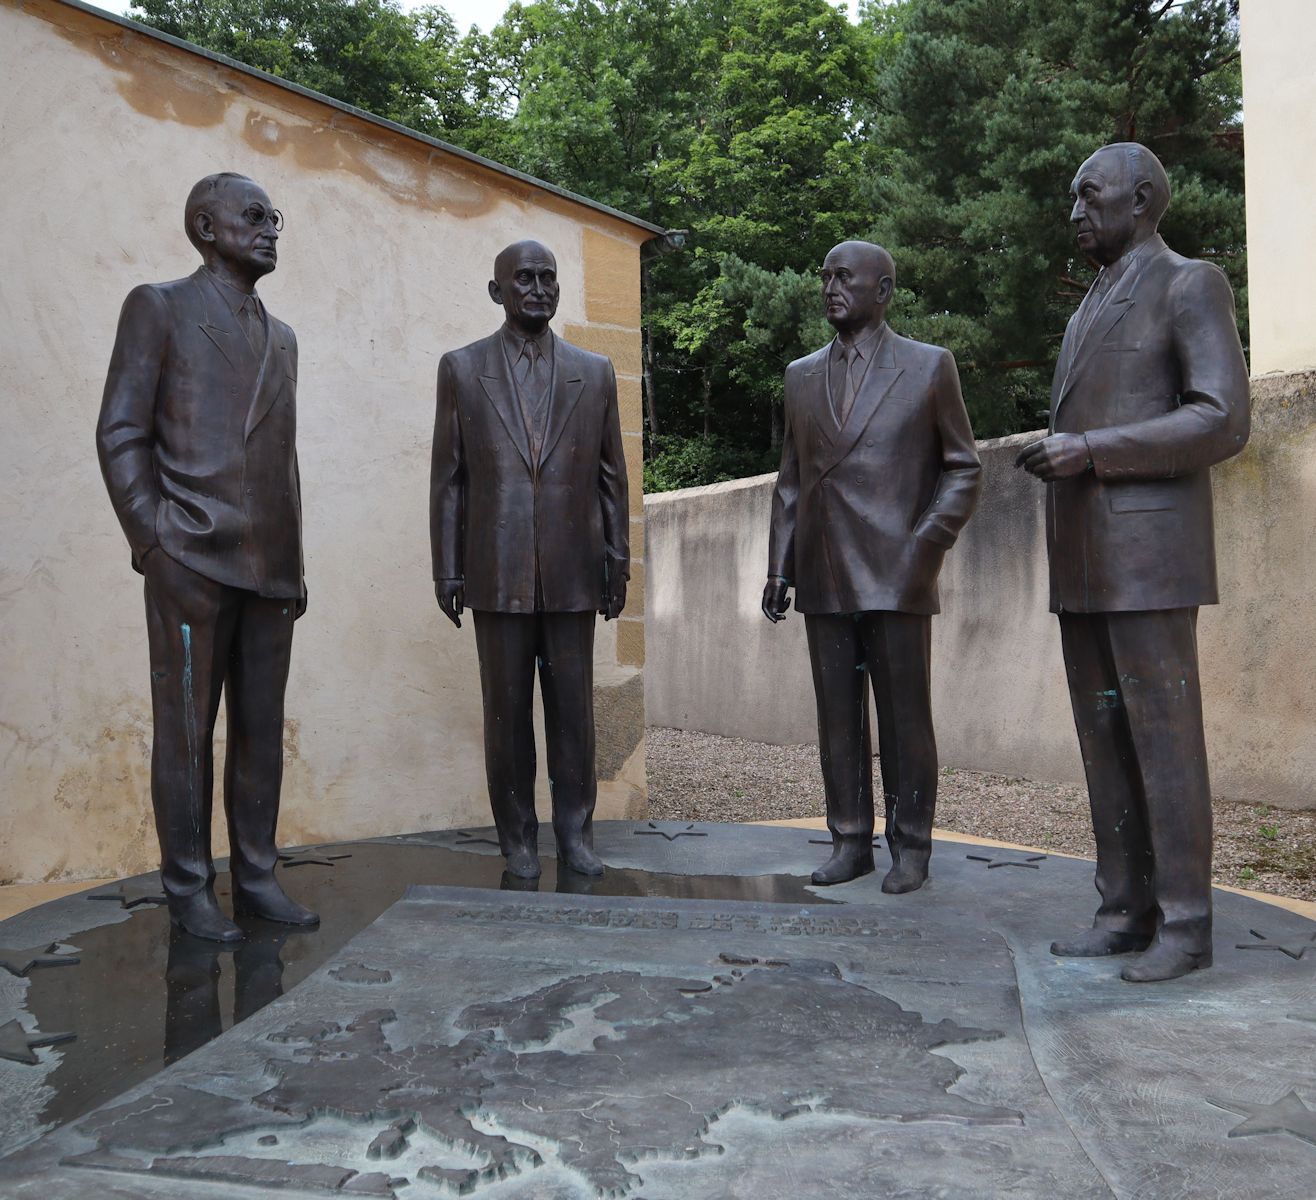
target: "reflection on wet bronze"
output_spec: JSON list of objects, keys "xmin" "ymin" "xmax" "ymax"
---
[
  {"xmin": 97, "ymin": 173, "xmax": 317, "ymax": 942},
  {"xmin": 164, "ymin": 923, "xmax": 289, "ymax": 1065},
  {"xmin": 430, "ymin": 241, "xmax": 629, "ymax": 881},
  {"xmin": 764, "ymin": 240, "xmax": 981, "ymax": 892},
  {"xmin": 1016, "ymin": 143, "xmax": 1249, "ymax": 982}
]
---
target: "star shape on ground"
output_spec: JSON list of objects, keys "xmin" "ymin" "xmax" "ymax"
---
[
  {"xmin": 278, "ymin": 850, "xmax": 353, "ymax": 869},
  {"xmin": 633, "ymin": 822, "xmax": 709, "ymax": 842},
  {"xmin": 965, "ymin": 851, "xmax": 1047, "ymax": 870},
  {"xmin": 87, "ymin": 885, "xmax": 167, "ymax": 909},
  {"xmin": 453, "ymin": 832, "xmax": 502, "ymax": 848},
  {"xmin": 0, "ymin": 942, "xmax": 80, "ymax": 978},
  {"xmin": 1235, "ymin": 929, "xmax": 1316, "ymax": 960},
  {"xmin": 0, "ymin": 1019, "xmax": 76, "ymax": 1065},
  {"xmin": 1208, "ymin": 1090, "xmax": 1316, "ymax": 1146}
]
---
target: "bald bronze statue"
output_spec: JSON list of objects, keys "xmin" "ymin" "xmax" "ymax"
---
[
  {"xmin": 1017, "ymin": 143, "xmax": 1249, "ymax": 982},
  {"xmin": 765, "ymin": 241, "xmax": 981, "ymax": 891},
  {"xmin": 431, "ymin": 240, "xmax": 629, "ymax": 880},
  {"xmin": 98, "ymin": 173, "xmax": 316, "ymax": 942}
]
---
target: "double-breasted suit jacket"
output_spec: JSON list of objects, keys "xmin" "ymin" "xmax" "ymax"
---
[
  {"xmin": 1047, "ymin": 234, "xmax": 1250, "ymax": 614},
  {"xmin": 97, "ymin": 266, "xmax": 304, "ymax": 902},
  {"xmin": 768, "ymin": 325, "xmax": 981, "ymax": 614},
  {"xmin": 98, "ymin": 268, "xmax": 304, "ymax": 599},
  {"xmin": 430, "ymin": 330, "xmax": 630, "ymax": 611}
]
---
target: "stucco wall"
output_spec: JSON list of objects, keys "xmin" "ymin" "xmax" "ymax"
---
[
  {"xmin": 1241, "ymin": 0, "xmax": 1316, "ymax": 376},
  {"xmin": 645, "ymin": 373, "xmax": 1316, "ymax": 810},
  {"xmin": 0, "ymin": 0, "xmax": 648, "ymax": 884}
]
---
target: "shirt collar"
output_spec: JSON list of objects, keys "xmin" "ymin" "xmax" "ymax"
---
[
  {"xmin": 501, "ymin": 322, "xmax": 554, "ymax": 360},
  {"xmin": 831, "ymin": 321, "xmax": 886, "ymax": 361},
  {"xmin": 202, "ymin": 267, "xmax": 261, "ymax": 317},
  {"xmin": 1100, "ymin": 233, "xmax": 1163, "ymax": 290}
]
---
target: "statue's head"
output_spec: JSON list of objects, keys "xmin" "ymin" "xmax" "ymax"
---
[
  {"xmin": 820, "ymin": 241, "xmax": 895, "ymax": 336},
  {"xmin": 185, "ymin": 173, "xmax": 281, "ymax": 281},
  {"xmin": 489, "ymin": 240, "xmax": 559, "ymax": 336},
  {"xmin": 1069, "ymin": 143, "xmax": 1171, "ymax": 267}
]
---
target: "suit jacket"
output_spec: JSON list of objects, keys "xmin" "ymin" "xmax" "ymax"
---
[
  {"xmin": 1046, "ymin": 235, "xmax": 1250, "ymax": 614},
  {"xmin": 97, "ymin": 269, "xmax": 304, "ymax": 599},
  {"xmin": 430, "ymin": 329, "xmax": 629, "ymax": 613},
  {"xmin": 768, "ymin": 325, "xmax": 981, "ymax": 615}
]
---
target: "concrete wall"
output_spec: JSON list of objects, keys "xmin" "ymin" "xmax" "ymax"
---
[
  {"xmin": 1241, "ymin": 0, "xmax": 1316, "ymax": 375},
  {"xmin": 645, "ymin": 372, "xmax": 1316, "ymax": 810},
  {"xmin": 0, "ymin": 0, "xmax": 648, "ymax": 884}
]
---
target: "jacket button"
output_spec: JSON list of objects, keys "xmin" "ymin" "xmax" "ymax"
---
[
  {"xmin": 821, "ymin": 479, "xmax": 829, "ymax": 487},
  {"xmin": 246, "ymin": 488, "xmax": 254, "ymax": 495}
]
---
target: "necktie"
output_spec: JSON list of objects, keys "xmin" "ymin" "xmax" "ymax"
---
[
  {"xmin": 836, "ymin": 344, "xmax": 860, "ymax": 426},
  {"xmin": 517, "ymin": 339, "xmax": 551, "ymax": 457},
  {"xmin": 240, "ymin": 296, "xmax": 266, "ymax": 360}
]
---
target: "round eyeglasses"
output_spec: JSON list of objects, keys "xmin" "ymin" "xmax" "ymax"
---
[{"xmin": 242, "ymin": 203, "xmax": 285, "ymax": 231}]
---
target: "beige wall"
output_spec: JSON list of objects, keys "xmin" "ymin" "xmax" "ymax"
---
[
  {"xmin": 0, "ymin": 0, "xmax": 648, "ymax": 884},
  {"xmin": 1241, "ymin": 0, "xmax": 1316, "ymax": 375},
  {"xmin": 645, "ymin": 373, "xmax": 1316, "ymax": 810}
]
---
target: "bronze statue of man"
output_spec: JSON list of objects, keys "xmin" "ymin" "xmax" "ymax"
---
[
  {"xmin": 764, "ymin": 241, "xmax": 981, "ymax": 891},
  {"xmin": 97, "ymin": 173, "xmax": 316, "ymax": 942},
  {"xmin": 431, "ymin": 241, "xmax": 629, "ymax": 880},
  {"xmin": 1017, "ymin": 143, "xmax": 1249, "ymax": 982}
]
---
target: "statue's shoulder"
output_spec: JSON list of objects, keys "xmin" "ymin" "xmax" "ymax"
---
[
  {"xmin": 787, "ymin": 344, "xmax": 829, "ymax": 376},
  {"xmin": 440, "ymin": 331, "xmax": 499, "ymax": 372},
  {"xmin": 887, "ymin": 329, "xmax": 949, "ymax": 367},
  {"xmin": 1158, "ymin": 247, "xmax": 1234, "ymax": 309}
]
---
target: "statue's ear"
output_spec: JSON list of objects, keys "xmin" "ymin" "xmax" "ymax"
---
[
  {"xmin": 877, "ymin": 274, "xmax": 895, "ymax": 306},
  {"xmin": 1131, "ymin": 178, "xmax": 1154, "ymax": 218},
  {"xmin": 488, "ymin": 279, "xmax": 502, "ymax": 306},
  {"xmin": 193, "ymin": 210, "xmax": 216, "ymax": 245}
]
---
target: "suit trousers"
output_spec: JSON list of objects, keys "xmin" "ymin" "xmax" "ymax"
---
[
  {"xmin": 472, "ymin": 610, "xmax": 597, "ymax": 856},
  {"xmin": 1059, "ymin": 609, "xmax": 1212, "ymax": 952},
  {"xmin": 144, "ymin": 552, "xmax": 295, "ymax": 899},
  {"xmin": 803, "ymin": 612, "xmax": 936, "ymax": 868}
]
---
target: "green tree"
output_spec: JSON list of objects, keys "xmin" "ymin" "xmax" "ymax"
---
[
  {"xmin": 867, "ymin": 0, "xmax": 1244, "ymax": 437},
  {"xmin": 130, "ymin": 0, "xmax": 475, "ymax": 137}
]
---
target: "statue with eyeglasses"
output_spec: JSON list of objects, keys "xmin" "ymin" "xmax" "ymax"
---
[{"xmin": 98, "ymin": 173, "xmax": 316, "ymax": 942}]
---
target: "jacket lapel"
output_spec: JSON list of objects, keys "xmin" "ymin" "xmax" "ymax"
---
[
  {"xmin": 1054, "ymin": 235, "xmax": 1166, "ymax": 415},
  {"xmin": 540, "ymin": 337, "xmax": 585, "ymax": 469},
  {"xmin": 479, "ymin": 335, "xmax": 534, "ymax": 472},
  {"xmin": 817, "ymin": 327, "xmax": 903, "ymax": 477},
  {"xmin": 243, "ymin": 310, "xmax": 283, "ymax": 440},
  {"xmin": 195, "ymin": 271, "xmax": 245, "ymax": 374}
]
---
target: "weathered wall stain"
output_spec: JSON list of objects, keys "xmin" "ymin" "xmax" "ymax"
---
[{"xmin": 28, "ymin": 0, "xmax": 649, "ymax": 242}]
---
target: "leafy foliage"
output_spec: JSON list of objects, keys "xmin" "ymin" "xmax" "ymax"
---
[
  {"xmin": 868, "ymin": 0, "xmax": 1244, "ymax": 436},
  {"xmin": 130, "ymin": 0, "xmax": 1246, "ymax": 481}
]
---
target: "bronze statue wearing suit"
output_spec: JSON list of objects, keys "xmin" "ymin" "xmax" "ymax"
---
[
  {"xmin": 1018, "ymin": 144, "xmax": 1249, "ymax": 982},
  {"xmin": 764, "ymin": 241, "xmax": 981, "ymax": 891},
  {"xmin": 431, "ymin": 241, "xmax": 629, "ymax": 881},
  {"xmin": 98, "ymin": 173, "xmax": 316, "ymax": 942}
]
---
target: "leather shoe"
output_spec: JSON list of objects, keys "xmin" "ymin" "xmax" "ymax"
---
[
  {"xmin": 1120, "ymin": 942, "xmax": 1212, "ymax": 983},
  {"xmin": 233, "ymin": 878, "xmax": 319, "ymax": 926},
  {"xmin": 505, "ymin": 847, "xmax": 542, "ymax": 880},
  {"xmin": 1050, "ymin": 928, "xmax": 1153, "ymax": 957},
  {"xmin": 810, "ymin": 843, "xmax": 875, "ymax": 886},
  {"xmin": 168, "ymin": 889, "xmax": 242, "ymax": 943},
  {"xmin": 881, "ymin": 860, "xmax": 928, "ymax": 895},
  {"xmin": 557, "ymin": 842, "xmax": 604, "ymax": 877}
]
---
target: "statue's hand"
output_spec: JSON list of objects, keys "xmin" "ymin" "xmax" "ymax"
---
[
  {"xmin": 1015, "ymin": 433, "xmax": 1092, "ymax": 481},
  {"xmin": 602, "ymin": 577, "xmax": 627, "ymax": 621},
  {"xmin": 435, "ymin": 579, "xmax": 465, "ymax": 629},
  {"xmin": 761, "ymin": 576, "xmax": 792, "ymax": 624}
]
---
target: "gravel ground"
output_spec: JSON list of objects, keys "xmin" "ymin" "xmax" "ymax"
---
[{"xmin": 647, "ymin": 727, "xmax": 1316, "ymax": 903}]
